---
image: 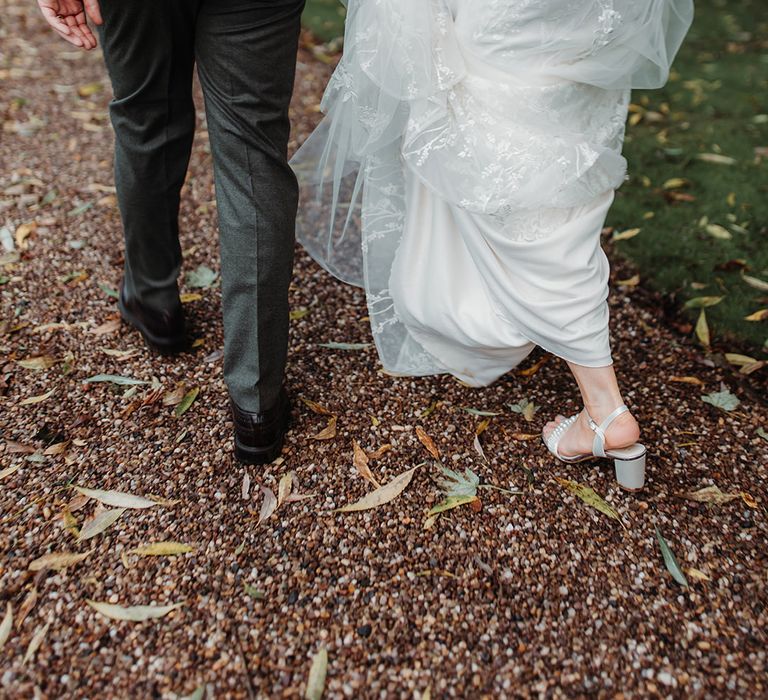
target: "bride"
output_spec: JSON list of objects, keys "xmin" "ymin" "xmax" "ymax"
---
[{"xmin": 291, "ymin": 0, "xmax": 693, "ymax": 490}]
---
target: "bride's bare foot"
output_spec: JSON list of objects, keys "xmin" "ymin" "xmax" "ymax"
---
[{"xmin": 542, "ymin": 406, "xmax": 640, "ymax": 457}]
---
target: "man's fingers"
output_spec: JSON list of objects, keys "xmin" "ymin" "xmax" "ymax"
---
[
  {"xmin": 65, "ymin": 12, "xmax": 95, "ymax": 50},
  {"xmin": 84, "ymin": 0, "xmax": 103, "ymax": 26},
  {"xmin": 39, "ymin": 5, "xmax": 72, "ymax": 36}
]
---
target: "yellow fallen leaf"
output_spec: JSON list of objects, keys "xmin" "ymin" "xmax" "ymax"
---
[
  {"xmin": 617, "ymin": 274, "xmax": 640, "ymax": 287},
  {"xmin": 301, "ymin": 397, "xmax": 334, "ymax": 415},
  {"xmin": 180, "ymin": 293, "xmax": 202, "ymax": 303},
  {"xmin": 28, "ymin": 550, "xmax": 91, "ymax": 571},
  {"xmin": 741, "ymin": 492, "xmax": 757, "ymax": 509},
  {"xmin": 19, "ymin": 388, "xmax": 56, "ymax": 406},
  {"xmin": 15, "ymin": 222, "xmax": 36, "ymax": 250},
  {"xmin": 662, "ymin": 177, "xmax": 689, "ymax": 189},
  {"xmin": 685, "ymin": 568, "xmax": 712, "ymax": 582},
  {"xmin": 744, "ymin": 309, "xmax": 768, "ymax": 322},
  {"xmin": 129, "ymin": 542, "xmax": 195, "ymax": 556},
  {"xmin": 695, "ymin": 309, "xmax": 710, "ymax": 347},
  {"xmin": 612, "ymin": 227, "xmax": 641, "ymax": 241},
  {"xmin": 86, "ymin": 600, "xmax": 183, "ymax": 622}
]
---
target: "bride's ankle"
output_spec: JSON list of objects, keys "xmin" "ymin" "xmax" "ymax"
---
[{"xmin": 582, "ymin": 407, "xmax": 640, "ymax": 448}]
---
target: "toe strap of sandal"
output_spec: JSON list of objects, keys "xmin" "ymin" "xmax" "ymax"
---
[
  {"xmin": 585, "ymin": 404, "xmax": 629, "ymax": 457},
  {"xmin": 545, "ymin": 413, "xmax": 579, "ymax": 458}
]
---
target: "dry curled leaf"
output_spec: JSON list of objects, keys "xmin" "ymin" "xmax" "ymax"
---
[
  {"xmin": 312, "ymin": 416, "xmax": 337, "ymax": 441},
  {"xmin": 0, "ymin": 603, "xmax": 12, "ymax": 651},
  {"xmin": 278, "ymin": 471, "xmax": 294, "ymax": 506},
  {"xmin": 352, "ymin": 440, "xmax": 380, "ymax": 488},
  {"xmin": 415, "ymin": 427, "xmax": 440, "ymax": 460},
  {"xmin": 679, "ymin": 485, "xmax": 741, "ymax": 505},
  {"xmin": 22, "ymin": 620, "xmax": 50, "ymax": 665},
  {"xmin": 669, "ymin": 375, "xmax": 704, "ymax": 386},
  {"xmin": 367, "ymin": 444, "xmax": 393, "ymax": 460},
  {"xmin": 129, "ymin": 542, "xmax": 195, "ymax": 556},
  {"xmin": 300, "ymin": 397, "xmax": 333, "ymax": 415}
]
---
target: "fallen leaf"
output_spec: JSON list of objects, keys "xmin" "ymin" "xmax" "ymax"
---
[
  {"xmin": 335, "ymin": 466, "xmax": 419, "ymax": 512},
  {"xmin": 695, "ymin": 309, "xmax": 710, "ymax": 347},
  {"xmin": 90, "ymin": 318, "xmax": 121, "ymax": 335},
  {"xmin": 669, "ymin": 375, "xmax": 704, "ymax": 386},
  {"xmin": 241, "ymin": 472, "xmax": 251, "ymax": 500},
  {"xmin": 612, "ymin": 227, "xmax": 641, "ymax": 241},
  {"xmin": 757, "ymin": 427, "xmax": 768, "ymax": 442},
  {"xmin": 28, "ymin": 550, "xmax": 91, "ymax": 571},
  {"xmin": 701, "ymin": 389, "xmax": 739, "ymax": 411},
  {"xmin": 741, "ymin": 272, "xmax": 768, "ymax": 292},
  {"xmin": 258, "ymin": 486, "xmax": 278, "ymax": 524},
  {"xmin": 679, "ymin": 485, "xmax": 741, "ymax": 505},
  {"xmin": 163, "ymin": 384, "xmax": 187, "ymax": 406},
  {"xmin": 74, "ymin": 486, "xmax": 158, "ymax": 509},
  {"xmin": 473, "ymin": 434, "xmax": 487, "ymax": 462},
  {"xmin": 509, "ymin": 432, "xmax": 539, "ymax": 441},
  {"xmin": 686, "ymin": 568, "xmax": 712, "ymax": 583},
  {"xmin": 662, "ymin": 177, "xmax": 689, "ymax": 189},
  {"xmin": 725, "ymin": 353, "xmax": 758, "ymax": 366},
  {"xmin": 77, "ymin": 82, "xmax": 103, "ymax": 97},
  {"xmin": 741, "ymin": 492, "xmax": 757, "ymax": 509},
  {"xmin": 61, "ymin": 507, "xmax": 79, "ymax": 538},
  {"xmin": 22, "ymin": 621, "xmax": 50, "ymax": 665},
  {"xmin": 44, "ymin": 440, "xmax": 69, "ymax": 456},
  {"xmin": 0, "ymin": 464, "xmax": 21, "ymax": 480},
  {"xmin": 244, "ymin": 583, "xmax": 265, "ymax": 600},
  {"xmin": 16, "ymin": 588, "xmax": 38, "ymax": 630},
  {"xmin": 507, "ymin": 398, "xmax": 538, "ymax": 421},
  {"xmin": 744, "ymin": 309, "xmax": 768, "ymax": 322},
  {"xmin": 461, "ymin": 407, "xmax": 501, "ymax": 417},
  {"xmin": 617, "ymin": 274, "xmax": 641, "ymax": 287},
  {"xmin": 15, "ymin": 222, "xmax": 36, "ymax": 250},
  {"xmin": 83, "ymin": 374, "xmax": 148, "ymax": 386},
  {"xmin": 179, "ymin": 292, "xmax": 202, "ymax": 303},
  {"xmin": 415, "ymin": 427, "xmax": 440, "ymax": 460},
  {"xmin": 555, "ymin": 478, "xmax": 623, "ymax": 526},
  {"xmin": 428, "ymin": 495, "xmax": 478, "ymax": 516},
  {"xmin": 695, "ymin": 152, "xmax": 736, "ymax": 165},
  {"xmin": 129, "ymin": 542, "xmax": 195, "ymax": 556},
  {"xmin": 367, "ymin": 444, "xmax": 393, "ymax": 460},
  {"xmin": 352, "ymin": 440, "xmax": 380, "ymax": 488},
  {"xmin": 290, "ymin": 307, "xmax": 310, "ymax": 321},
  {"xmin": 312, "ymin": 416, "xmax": 337, "ymax": 440},
  {"xmin": 0, "ymin": 603, "xmax": 12, "ymax": 651},
  {"xmin": 683, "ymin": 296, "xmax": 724, "ymax": 309},
  {"xmin": 277, "ymin": 472, "xmax": 294, "ymax": 506},
  {"xmin": 17, "ymin": 356, "xmax": 56, "ymax": 370},
  {"xmin": 705, "ymin": 223, "xmax": 732, "ymax": 240},
  {"xmin": 305, "ymin": 647, "xmax": 328, "ymax": 700},
  {"xmin": 518, "ymin": 355, "xmax": 548, "ymax": 377},
  {"xmin": 436, "ymin": 465, "xmax": 479, "ymax": 498},
  {"xmin": 186, "ymin": 265, "xmax": 217, "ymax": 289},
  {"xmin": 301, "ymin": 397, "xmax": 333, "ymax": 415},
  {"xmin": 78, "ymin": 507, "xmax": 126, "ymax": 540},
  {"xmin": 86, "ymin": 600, "xmax": 183, "ymax": 622},
  {"xmin": 318, "ymin": 342, "xmax": 370, "ymax": 350},
  {"xmin": 19, "ymin": 388, "xmax": 56, "ymax": 406},
  {"xmin": 174, "ymin": 387, "xmax": 199, "ymax": 418},
  {"xmin": 655, "ymin": 526, "xmax": 689, "ymax": 588},
  {"xmin": 423, "ymin": 514, "xmax": 440, "ymax": 529}
]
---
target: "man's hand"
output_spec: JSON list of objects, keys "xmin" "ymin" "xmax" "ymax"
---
[{"xmin": 37, "ymin": 0, "xmax": 103, "ymax": 50}]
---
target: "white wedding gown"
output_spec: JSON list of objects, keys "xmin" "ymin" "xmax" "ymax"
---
[{"xmin": 291, "ymin": 0, "xmax": 693, "ymax": 386}]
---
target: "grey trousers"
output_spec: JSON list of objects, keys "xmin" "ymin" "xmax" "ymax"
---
[{"xmin": 98, "ymin": 0, "xmax": 304, "ymax": 412}]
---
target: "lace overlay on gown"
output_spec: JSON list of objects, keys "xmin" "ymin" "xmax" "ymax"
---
[{"xmin": 291, "ymin": 0, "xmax": 693, "ymax": 385}]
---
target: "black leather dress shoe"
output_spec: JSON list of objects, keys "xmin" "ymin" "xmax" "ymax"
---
[
  {"xmin": 118, "ymin": 285, "xmax": 186, "ymax": 355},
  {"xmin": 230, "ymin": 388, "xmax": 291, "ymax": 465}
]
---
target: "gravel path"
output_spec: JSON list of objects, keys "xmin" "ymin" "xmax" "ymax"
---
[{"xmin": 1, "ymin": 4, "xmax": 766, "ymax": 698}]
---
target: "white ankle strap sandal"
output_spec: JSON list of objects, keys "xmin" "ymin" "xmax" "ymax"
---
[{"xmin": 544, "ymin": 404, "xmax": 646, "ymax": 491}]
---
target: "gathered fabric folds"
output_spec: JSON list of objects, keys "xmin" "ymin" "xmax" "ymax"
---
[{"xmin": 291, "ymin": 0, "xmax": 693, "ymax": 385}]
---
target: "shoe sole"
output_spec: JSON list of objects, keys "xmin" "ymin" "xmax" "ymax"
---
[
  {"xmin": 234, "ymin": 432, "xmax": 286, "ymax": 465},
  {"xmin": 118, "ymin": 299, "xmax": 187, "ymax": 356}
]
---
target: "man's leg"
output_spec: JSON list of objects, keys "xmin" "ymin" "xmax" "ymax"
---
[
  {"xmin": 98, "ymin": 2, "xmax": 199, "ymax": 313},
  {"xmin": 195, "ymin": 0, "xmax": 304, "ymax": 412}
]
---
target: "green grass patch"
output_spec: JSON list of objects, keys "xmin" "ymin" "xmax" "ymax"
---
[
  {"xmin": 302, "ymin": 0, "xmax": 346, "ymax": 42},
  {"xmin": 608, "ymin": 0, "xmax": 768, "ymax": 354}
]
